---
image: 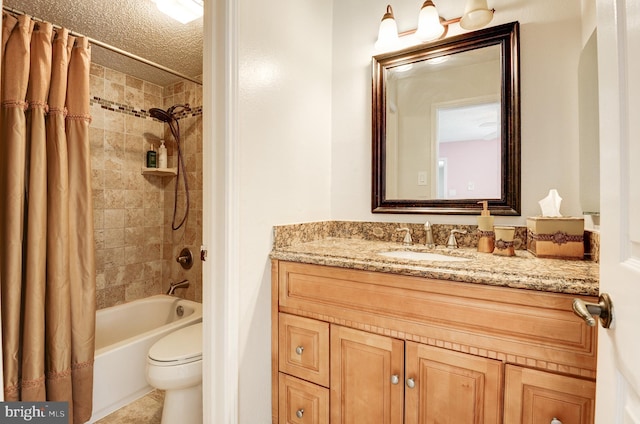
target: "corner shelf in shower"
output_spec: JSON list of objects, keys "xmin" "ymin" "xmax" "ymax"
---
[{"xmin": 141, "ymin": 167, "xmax": 178, "ymax": 177}]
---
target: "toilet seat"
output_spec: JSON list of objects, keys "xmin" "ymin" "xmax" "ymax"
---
[{"xmin": 148, "ymin": 322, "xmax": 202, "ymax": 366}]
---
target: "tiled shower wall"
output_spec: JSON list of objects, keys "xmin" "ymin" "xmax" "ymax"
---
[
  {"xmin": 90, "ymin": 63, "xmax": 203, "ymax": 309},
  {"xmin": 162, "ymin": 82, "xmax": 203, "ymax": 303}
]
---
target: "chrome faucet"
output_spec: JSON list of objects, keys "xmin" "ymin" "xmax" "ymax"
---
[
  {"xmin": 424, "ymin": 221, "xmax": 435, "ymax": 249},
  {"xmin": 167, "ymin": 279, "xmax": 189, "ymax": 295},
  {"xmin": 396, "ymin": 228, "xmax": 413, "ymax": 246},
  {"xmin": 446, "ymin": 229, "xmax": 467, "ymax": 249}
]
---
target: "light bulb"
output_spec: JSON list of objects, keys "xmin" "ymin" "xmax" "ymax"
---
[
  {"xmin": 460, "ymin": 0, "xmax": 493, "ymax": 30},
  {"xmin": 416, "ymin": 1, "xmax": 445, "ymax": 42},
  {"xmin": 375, "ymin": 5, "xmax": 400, "ymax": 51}
]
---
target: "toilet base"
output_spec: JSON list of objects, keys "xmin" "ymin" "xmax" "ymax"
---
[{"xmin": 160, "ymin": 384, "xmax": 203, "ymax": 424}]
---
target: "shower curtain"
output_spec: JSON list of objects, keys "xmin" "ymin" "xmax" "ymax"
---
[{"xmin": 0, "ymin": 13, "xmax": 96, "ymax": 424}]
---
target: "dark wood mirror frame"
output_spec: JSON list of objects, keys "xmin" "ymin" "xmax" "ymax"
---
[{"xmin": 372, "ymin": 21, "xmax": 520, "ymax": 215}]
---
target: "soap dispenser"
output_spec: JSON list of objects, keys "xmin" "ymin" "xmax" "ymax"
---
[
  {"xmin": 476, "ymin": 201, "xmax": 495, "ymax": 253},
  {"xmin": 158, "ymin": 140, "xmax": 168, "ymax": 169}
]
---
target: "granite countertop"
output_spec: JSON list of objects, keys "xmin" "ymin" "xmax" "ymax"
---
[{"xmin": 271, "ymin": 238, "xmax": 599, "ymax": 296}]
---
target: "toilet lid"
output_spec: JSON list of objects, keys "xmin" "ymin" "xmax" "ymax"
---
[{"xmin": 148, "ymin": 322, "xmax": 203, "ymax": 363}]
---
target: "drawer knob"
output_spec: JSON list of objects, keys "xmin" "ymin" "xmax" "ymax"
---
[
  {"xmin": 295, "ymin": 346, "xmax": 304, "ymax": 355},
  {"xmin": 406, "ymin": 377, "xmax": 415, "ymax": 389},
  {"xmin": 296, "ymin": 409, "xmax": 304, "ymax": 418},
  {"xmin": 391, "ymin": 374, "xmax": 399, "ymax": 385},
  {"xmin": 550, "ymin": 418, "xmax": 562, "ymax": 424}
]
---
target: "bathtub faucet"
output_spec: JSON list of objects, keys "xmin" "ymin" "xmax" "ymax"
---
[{"xmin": 167, "ymin": 279, "xmax": 190, "ymax": 295}]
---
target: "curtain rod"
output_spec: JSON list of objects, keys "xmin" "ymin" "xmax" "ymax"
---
[{"xmin": 2, "ymin": 4, "xmax": 203, "ymax": 86}]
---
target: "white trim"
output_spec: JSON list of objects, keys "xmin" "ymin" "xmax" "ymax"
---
[
  {"xmin": 0, "ymin": 0, "xmax": 5, "ymax": 402},
  {"xmin": 224, "ymin": 0, "xmax": 240, "ymax": 420},
  {"xmin": 203, "ymin": 0, "xmax": 239, "ymax": 422}
]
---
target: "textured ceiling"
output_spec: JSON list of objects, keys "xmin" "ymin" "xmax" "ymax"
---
[{"xmin": 4, "ymin": 0, "xmax": 203, "ymax": 87}]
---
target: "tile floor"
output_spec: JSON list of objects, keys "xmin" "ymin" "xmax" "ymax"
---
[{"xmin": 95, "ymin": 390, "xmax": 164, "ymax": 424}]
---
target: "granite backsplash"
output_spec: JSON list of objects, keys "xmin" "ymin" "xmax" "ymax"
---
[{"xmin": 273, "ymin": 221, "xmax": 599, "ymax": 262}]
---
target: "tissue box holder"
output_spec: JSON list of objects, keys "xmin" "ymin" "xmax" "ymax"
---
[{"xmin": 526, "ymin": 217, "xmax": 584, "ymax": 259}]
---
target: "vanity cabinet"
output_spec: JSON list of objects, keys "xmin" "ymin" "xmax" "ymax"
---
[{"xmin": 272, "ymin": 260, "xmax": 598, "ymax": 424}]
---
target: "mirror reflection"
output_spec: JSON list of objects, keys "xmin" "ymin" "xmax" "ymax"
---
[
  {"xmin": 372, "ymin": 22, "xmax": 520, "ymax": 215},
  {"xmin": 385, "ymin": 45, "xmax": 501, "ymax": 200}
]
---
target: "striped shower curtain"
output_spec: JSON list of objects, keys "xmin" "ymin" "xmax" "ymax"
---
[{"xmin": 1, "ymin": 13, "xmax": 96, "ymax": 424}]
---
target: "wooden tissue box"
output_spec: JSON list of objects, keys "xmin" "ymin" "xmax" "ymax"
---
[{"xmin": 526, "ymin": 217, "xmax": 585, "ymax": 259}]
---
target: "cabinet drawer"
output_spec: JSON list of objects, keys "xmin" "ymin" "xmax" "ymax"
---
[
  {"xmin": 279, "ymin": 373, "xmax": 329, "ymax": 424},
  {"xmin": 504, "ymin": 364, "xmax": 595, "ymax": 424},
  {"xmin": 279, "ymin": 313, "xmax": 329, "ymax": 387}
]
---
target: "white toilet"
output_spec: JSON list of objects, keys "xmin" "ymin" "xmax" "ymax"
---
[{"xmin": 146, "ymin": 322, "xmax": 203, "ymax": 424}]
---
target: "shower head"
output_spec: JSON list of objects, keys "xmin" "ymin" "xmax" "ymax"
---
[
  {"xmin": 149, "ymin": 104, "xmax": 191, "ymax": 123},
  {"xmin": 149, "ymin": 107, "xmax": 172, "ymax": 123}
]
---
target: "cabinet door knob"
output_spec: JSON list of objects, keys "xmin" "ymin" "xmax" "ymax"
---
[
  {"xmin": 391, "ymin": 374, "xmax": 399, "ymax": 385},
  {"xmin": 296, "ymin": 409, "xmax": 304, "ymax": 418},
  {"xmin": 550, "ymin": 418, "xmax": 562, "ymax": 424},
  {"xmin": 406, "ymin": 377, "xmax": 415, "ymax": 388},
  {"xmin": 295, "ymin": 346, "xmax": 304, "ymax": 355}
]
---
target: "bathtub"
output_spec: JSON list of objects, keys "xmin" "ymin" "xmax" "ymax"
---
[{"xmin": 88, "ymin": 295, "xmax": 203, "ymax": 423}]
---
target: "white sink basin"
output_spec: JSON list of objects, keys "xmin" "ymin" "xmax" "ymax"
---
[{"xmin": 378, "ymin": 250, "xmax": 471, "ymax": 262}]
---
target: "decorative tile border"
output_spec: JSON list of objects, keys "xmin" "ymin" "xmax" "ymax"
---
[{"xmin": 90, "ymin": 96, "xmax": 203, "ymax": 121}]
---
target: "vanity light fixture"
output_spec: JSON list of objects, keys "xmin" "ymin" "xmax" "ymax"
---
[
  {"xmin": 375, "ymin": 0, "xmax": 494, "ymax": 51},
  {"xmin": 375, "ymin": 5, "xmax": 401, "ymax": 51},
  {"xmin": 152, "ymin": 0, "xmax": 203, "ymax": 24},
  {"xmin": 416, "ymin": 1, "xmax": 445, "ymax": 42},
  {"xmin": 459, "ymin": 0, "xmax": 494, "ymax": 30}
]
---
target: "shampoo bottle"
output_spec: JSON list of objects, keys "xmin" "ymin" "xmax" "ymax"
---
[
  {"xmin": 158, "ymin": 140, "xmax": 167, "ymax": 169},
  {"xmin": 146, "ymin": 144, "xmax": 157, "ymax": 168},
  {"xmin": 476, "ymin": 200, "xmax": 495, "ymax": 253}
]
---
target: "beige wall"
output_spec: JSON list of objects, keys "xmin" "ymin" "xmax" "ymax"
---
[{"xmin": 89, "ymin": 63, "xmax": 203, "ymax": 309}]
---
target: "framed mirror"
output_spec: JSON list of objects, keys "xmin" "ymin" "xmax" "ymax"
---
[{"xmin": 372, "ymin": 21, "xmax": 520, "ymax": 215}]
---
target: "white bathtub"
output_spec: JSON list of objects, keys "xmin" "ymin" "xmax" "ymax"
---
[{"xmin": 88, "ymin": 295, "xmax": 203, "ymax": 423}]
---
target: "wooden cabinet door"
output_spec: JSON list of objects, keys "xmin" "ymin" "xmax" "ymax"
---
[
  {"xmin": 405, "ymin": 342, "xmax": 503, "ymax": 424},
  {"xmin": 504, "ymin": 365, "xmax": 595, "ymax": 424},
  {"xmin": 279, "ymin": 373, "xmax": 329, "ymax": 424},
  {"xmin": 330, "ymin": 325, "xmax": 404, "ymax": 424}
]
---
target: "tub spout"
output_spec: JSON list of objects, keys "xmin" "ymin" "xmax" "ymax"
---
[{"xmin": 167, "ymin": 279, "xmax": 189, "ymax": 295}]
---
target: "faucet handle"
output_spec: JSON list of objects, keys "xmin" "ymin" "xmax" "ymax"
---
[
  {"xmin": 447, "ymin": 229, "xmax": 467, "ymax": 248},
  {"xmin": 396, "ymin": 228, "xmax": 413, "ymax": 246}
]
